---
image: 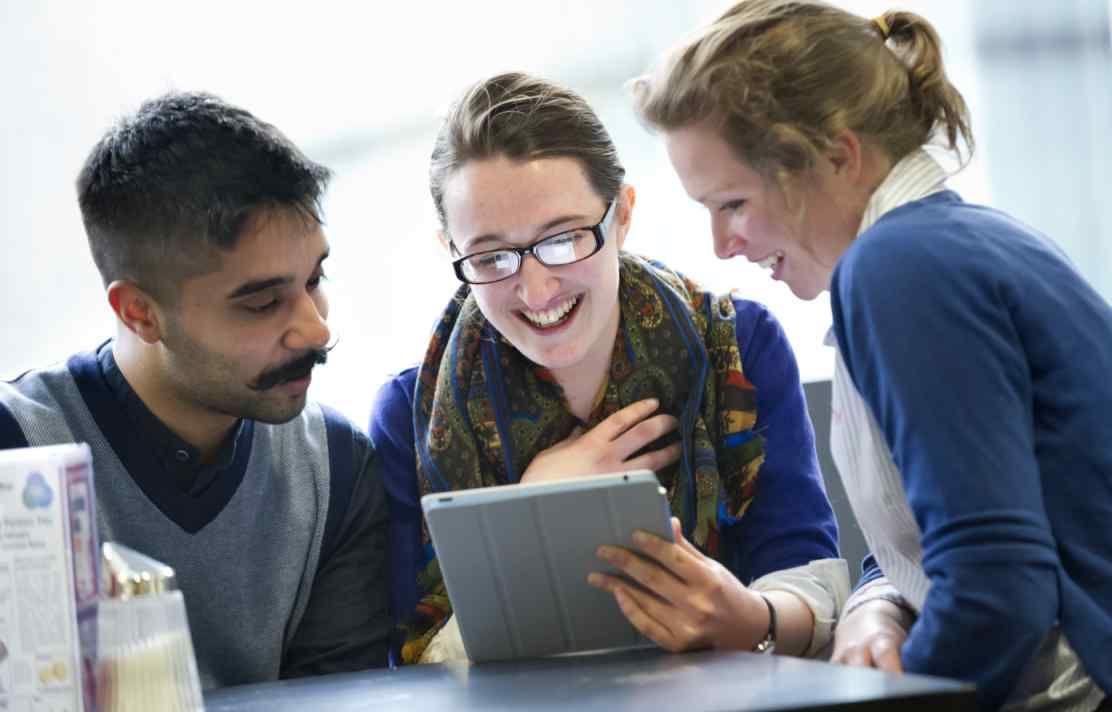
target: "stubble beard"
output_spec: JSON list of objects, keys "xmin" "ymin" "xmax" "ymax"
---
[{"xmin": 160, "ymin": 323, "xmax": 310, "ymax": 427}]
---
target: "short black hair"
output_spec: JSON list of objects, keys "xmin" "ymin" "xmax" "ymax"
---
[{"xmin": 76, "ymin": 91, "xmax": 331, "ymax": 302}]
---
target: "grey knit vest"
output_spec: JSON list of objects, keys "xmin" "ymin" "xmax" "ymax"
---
[{"xmin": 0, "ymin": 360, "xmax": 332, "ymax": 689}]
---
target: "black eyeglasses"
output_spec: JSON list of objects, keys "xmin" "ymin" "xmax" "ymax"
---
[{"xmin": 451, "ymin": 201, "xmax": 614, "ymax": 285}]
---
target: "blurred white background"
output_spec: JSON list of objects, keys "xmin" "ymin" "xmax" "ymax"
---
[{"xmin": 2, "ymin": 0, "xmax": 1108, "ymax": 428}]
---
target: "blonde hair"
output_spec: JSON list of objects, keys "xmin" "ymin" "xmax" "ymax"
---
[
  {"xmin": 634, "ymin": 0, "xmax": 973, "ymax": 191},
  {"xmin": 430, "ymin": 72, "xmax": 625, "ymax": 230}
]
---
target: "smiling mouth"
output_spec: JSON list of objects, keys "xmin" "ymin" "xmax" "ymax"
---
[
  {"xmin": 519, "ymin": 295, "xmax": 580, "ymax": 330},
  {"xmin": 756, "ymin": 252, "xmax": 784, "ymax": 271}
]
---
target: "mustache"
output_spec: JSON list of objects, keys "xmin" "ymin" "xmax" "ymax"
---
[{"xmin": 248, "ymin": 346, "xmax": 332, "ymax": 391}]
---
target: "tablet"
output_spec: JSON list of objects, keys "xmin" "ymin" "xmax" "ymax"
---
[{"xmin": 421, "ymin": 470, "xmax": 673, "ymax": 663}]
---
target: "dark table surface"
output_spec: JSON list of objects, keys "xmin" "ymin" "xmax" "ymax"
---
[{"xmin": 204, "ymin": 647, "xmax": 976, "ymax": 711}]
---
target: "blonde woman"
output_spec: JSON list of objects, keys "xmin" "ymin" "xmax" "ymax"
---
[{"xmin": 634, "ymin": 1, "xmax": 1112, "ymax": 710}]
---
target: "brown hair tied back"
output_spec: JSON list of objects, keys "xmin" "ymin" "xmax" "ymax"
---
[
  {"xmin": 634, "ymin": 0, "xmax": 973, "ymax": 195},
  {"xmin": 429, "ymin": 72, "xmax": 625, "ymax": 232}
]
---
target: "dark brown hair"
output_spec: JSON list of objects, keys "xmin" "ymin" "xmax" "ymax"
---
[
  {"xmin": 430, "ymin": 72, "xmax": 625, "ymax": 231},
  {"xmin": 77, "ymin": 91, "xmax": 330, "ymax": 303}
]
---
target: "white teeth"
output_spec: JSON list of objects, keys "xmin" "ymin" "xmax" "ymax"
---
[
  {"xmin": 757, "ymin": 252, "xmax": 784, "ymax": 270},
  {"xmin": 522, "ymin": 296, "xmax": 578, "ymax": 327}
]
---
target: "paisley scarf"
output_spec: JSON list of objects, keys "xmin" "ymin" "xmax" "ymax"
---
[{"xmin": 402, "ymin": 253, "xmax": 764, "ymax": 662}]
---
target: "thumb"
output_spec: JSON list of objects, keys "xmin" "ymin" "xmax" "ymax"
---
[
  {"xmin": 671, "ymin": 516, "xmax": 702, "ymax": 556},
  {"xmin": 870, "ymin": 636, "xmax": 905, "ymax": 673}
]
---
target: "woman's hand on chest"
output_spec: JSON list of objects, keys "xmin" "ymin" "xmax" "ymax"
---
[{"xmin": 519, "ymin": 398, "xmax": 681, "ymax": 484}]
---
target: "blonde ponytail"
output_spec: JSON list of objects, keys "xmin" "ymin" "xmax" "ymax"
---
[{"xmin": 874, "ymin": 10, "xmax": 974, "ymax": 162}]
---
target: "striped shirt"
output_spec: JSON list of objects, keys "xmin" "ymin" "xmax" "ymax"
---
[{"xmin": 827, "ymin": 150, "xmax": 1105, "ymax": 711}]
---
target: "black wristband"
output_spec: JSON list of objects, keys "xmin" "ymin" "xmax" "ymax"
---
[{"xmin": 752, "ymin": 594, "xmax": 777, "ymax": 654}]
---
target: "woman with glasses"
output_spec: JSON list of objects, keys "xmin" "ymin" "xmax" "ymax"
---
[
  {"xmin": 634, "ymin": 1, "xmax": 1112, "ymax": 709},
  {"xmin": 369, "ymin": 69, "xmax": 845, "ymax": 663},
  {"xmin": 370, "ymin": 72, "xmax": 848, "ymax": 664},
  {"xmin": 369, "ymin": 70, "xmax": 845, "ymax": 663}
]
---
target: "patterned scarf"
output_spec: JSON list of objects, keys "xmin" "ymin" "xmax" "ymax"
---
[{"xmin": 402, "ymin": 253, "xmax": 764, "ymax": 662}]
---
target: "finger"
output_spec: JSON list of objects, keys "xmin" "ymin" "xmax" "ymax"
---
[
  {"xmin": 623, "ymin": 442, "xmax": 682, "ymax": 474},
  {"xmin": 669, "ymin": 517, "xmax": 703, "ymax": 558},
  {"xmin": 831, "ymin": 641, "xmax": 865, "ymax": 665},
  {"xmin": 594, "ymin": 398, "xmax": 660, "ymax": 442},
  {"xmin": 840, "ymin": 646, "xmax": 874, "ymax": 668},
  {"xmin": 869, "ymin": 636, "xmax": 904, "ymax": 673},
  {"xmin": 597, "ymin": 541, "xmax": 690, "ymax": 604},
  {"xmin": 628, "ymin": 528, "xmax": 707, "ymax": 584},
  {"xmin": 617, "ymin": 583, "xmax": 710, "ymax": 652},
  {"xmin": 614, "ymin": 587, "xmax": 679, "ymax": 649},
  {"xmin": 588, "ymin": 570, "xmax": 667, "ymax": 608},
  {"xmin": 590, "ymin": 575, "xmax": 682, "ymax": 652},
  {"xmin": 613, "ymin": 414, "xmax": 679, "ymax": 461}
]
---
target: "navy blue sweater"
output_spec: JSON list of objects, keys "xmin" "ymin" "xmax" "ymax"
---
[
  {"xmin": 832, "ymin": 191, "xmax": 1112, "ymax": 708},
  {"xmin": 371, "ymin": 298, "xmax": 840, "ymax": 626}
]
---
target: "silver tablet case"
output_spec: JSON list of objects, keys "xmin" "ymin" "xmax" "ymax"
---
[{"xmin": 422, "ymin": 470, "xmax": 673, "ymax": 663}]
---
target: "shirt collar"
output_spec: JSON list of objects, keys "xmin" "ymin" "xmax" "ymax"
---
[
  {"xmin": 97, "ymin": 343, "xmax": 240, "ymax": 493},
  {"xmin": 857, "ymin": 148, "xmax": 949, "ymax": 237},
  {"xmin": 824, "ymin": 150, "xmax": 949, "ymax": 349}
]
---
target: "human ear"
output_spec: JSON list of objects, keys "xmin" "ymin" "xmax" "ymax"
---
[
  {"xmin": 614, "ymin": 184, "xmax": 636, "ymax": 250},
  {"xmin": 826, "ymin": 129, "xmax": 864, "ymax": 179},
  {"xmin": 436, "ymin": 231, "xmax": 456, "ymax": 255},
  {"xmin": 107, "ymin": 281, "xmax": 163, "ymax": 344}
]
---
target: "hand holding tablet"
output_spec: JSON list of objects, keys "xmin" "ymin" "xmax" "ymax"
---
[
  {"xmin": 422, "ymin": 471, "xmax": 673, "ymax": 662},
  {"xmin": 589, "ymin": 517, "xmax": 775, "ymax": 654}
]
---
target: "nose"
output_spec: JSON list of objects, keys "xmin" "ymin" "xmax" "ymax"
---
[
  {"xmin": 284, "ymin": 290, "xmax": 331, "ymax": 352},
  {"xmin": 515, "ymin": 254, "xmax": 560, "ymax": 310},
  {"xmin": 711, "ymin": 211, "xmax": 746, "ymax": 260}
]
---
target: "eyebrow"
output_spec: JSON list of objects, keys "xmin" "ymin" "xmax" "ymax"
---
[
  {"xmin": 462, "ymin": 213, "xmax": 592, "ymax": 252},
  {"xmin": 225, "ymin": 250, "xmax": 330, "ymax": 300},
  {"xmin": 692, "ymin": 181, "xmax": 745, "ymax": 205},
  {"xmin": 694, "ymin": 190, "xmax": 729, "ymax": 206}
]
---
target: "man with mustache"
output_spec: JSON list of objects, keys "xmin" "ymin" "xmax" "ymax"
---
[{"xmin": 0, "ymin": 92, "xmax": 391, "ymax": 688}]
